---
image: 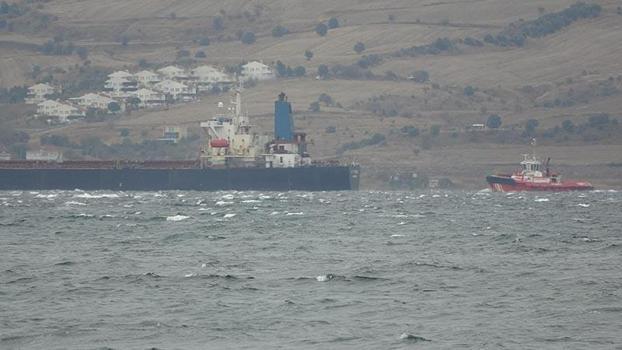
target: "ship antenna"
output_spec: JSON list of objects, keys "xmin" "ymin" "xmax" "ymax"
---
[{"xmin": 530, "ymin": 138, "xmax": 537, "ymax": 160}]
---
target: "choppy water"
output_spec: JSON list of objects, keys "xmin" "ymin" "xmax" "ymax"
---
[{"xmin": 1, "ymin": 190, "xmax": 621, "ymax": 349}]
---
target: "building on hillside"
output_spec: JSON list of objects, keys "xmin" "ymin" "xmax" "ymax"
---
[
  {"xmin": 104, "ymin": 77, "xmax": 139, "ymax": 98},
  {"xmin": 160, "ymin": 126, "xmax": 188, "ymax": 143},
  {"xmin": 241, "ymin": 61, "xmax": 275, "ymax": 81},
  {"xmin": 36, "ymin": 100, "xmax": 85, "ymax": 123},
  {"xmin": 153, "ymin": 80, "xmax": 196, "ymax": 101},
  {"xmin": 69, "ymin": 93, "xmax": 116, "ymax": 110},
  {"xmin": 26, "ymin": 149, "xmax": 63, "ymax": 162},
  {"xmin": 157, "ymin": 65, "xmax": 188, "ymax": 80},
  {"xmin": 0, "ymin": 145, "xmax": 11, "ymax": 160},
  {"xmin": 133, "ymin": 88, "xmax": 166, "ymax": 107},
  {"xmin": 108, "ymin": 71, "xmax": 134, "ymax": 80},
  {"xmin": 191, "ymin": 65, "xmax": 234, "ymax": 92},
  {"xmin": 134, "ymin": 70, "xmax": 161, "ymax": 86},
  {"xmin": 25, "ymin": 83, "xmax": 58, "ymax": 104}
]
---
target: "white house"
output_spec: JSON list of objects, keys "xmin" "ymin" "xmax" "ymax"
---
[
  {"xmin": 133, "ymin": 88, "xmax": 166, "ymax": 107},
  {"xmin": 153, "ymin": 80, "xmax": 195, "ymax": 101},
  {"xmin": 104, "ymin": 77, "xmax": 138, "ymax": 97},
  {"xmin": 191, "ymin": 65, "xmax": 234, "ymax": 91},
  {"xmin": 134, "ymin": 70, "xmax": 161, "ymax": 86},
  {"xmin": 69, "ymin": 93, "xmax": 116, "ymax": 110},
  {"xmin": 108, "ymin": 71, "xmax": 134, "ymax": 80},
  {"xmin": 25, "ymin": 83, "xmax": 57, "ymax": 104},
  {"xmin": 241, "ymin": 61, "xmax": 275, "ymax": 81},
  {"xmin": 37, "ymin": 100, "xmax": 84, "ymax": 123},
  {"xmin": 157, "ymin": 65, "xmax": 188, "ymax": 80},
  {"xmin": 26, "ymin": 149, "xmax": 63, "ymax": 162}
]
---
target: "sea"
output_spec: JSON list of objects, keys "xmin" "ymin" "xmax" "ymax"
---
[{"xmin": 1, "ymin": 189, "xmax": 621, "ymax": 349}]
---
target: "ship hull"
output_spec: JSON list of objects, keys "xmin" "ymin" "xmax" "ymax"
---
[
  {"xmin": 0, "ymin": 166, "xmax": 359, "ymax": 191},
  {"xmin": 486, "ymin": 175, "xmax": 593, "ymax": 192}
]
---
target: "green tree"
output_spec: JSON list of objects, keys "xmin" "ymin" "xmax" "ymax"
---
[
  {"xmin": 240, "ymin": 31, "xmax": 256, "ymax": 44},
  {"xmin": 525, "ymin": 119, "xmax": 539, "ymax": 136},
  {"xmin": 317, "ymin": 64, "xmax": 329, "ymax": 78},
  {"xmin": 562, "ymin": 119, "xmax": 575, "ymax": 133},
  {"xmin": 76, "ymin": 47, "xmax": 88, "ymax": 60},
  {"xmin": 315, "ymin": 23, "xmax": 328, "ymax": 36},
  {"xmin": 354, "ymin": 42, "xmax": 365, "ymax": 54},
  {"xmin": 328, "ymin": 17, "xmax": 339, "ymax": 29},
  {"xmin": 293, "ymin": 66, "xmax": 306, "ymax": 77},
  {"xmin": 108, "ymin": 101, "xmax": 121, "ymax": 113},
  {"xmin": 486, "ymin": 114, "xmax": 502, "ymax": 129}
]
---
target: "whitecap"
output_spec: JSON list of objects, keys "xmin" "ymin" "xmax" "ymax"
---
[
  {"xmin": 184, "ymin": 273, "xmax": 197, "ymax": 278},
  {"xmin": 270, "ymin": 211, "xmax": 280, "ymax": 215},
  {"xmin": 286, "ymin": 212, "xmax": 303, "ymax": 216},
  {"xmin": 65, "ymin": 201, "xmax": 87, "ymax": 206},
  {"xmin": 221, "ymin": 194, "xmax": 235, "ymax": 200},
  {"xmin": 578, "ymin": 203, "xmax": 590, "ymax": 208},
  {"xmin": 223, "ymin": 213, "xmax": 237, "ymax": 219},
  {"xmin": 241, "ymin": 199, "xmax": 261, "ymax": 203},
  {"xmin": 166, "ymin": 215, "xmax": 190, "ymax": 222},
  {"xmin": 391, "ymin": 234, "xmax": 405, "ymax": 237},
  {"xmin": 534, "ymin": 198, "xmax": 549, "ymax": 202},
  {"xmin": 74, "ymin": 193, "xmax": 120, "ymax": 199},
  {"xmin": 316, "ymin": 274, "xmax": 334, "ymax": 282},
  {"xmin": 215, "ymin": 201, "xmax": 234, "ymax": 206}
]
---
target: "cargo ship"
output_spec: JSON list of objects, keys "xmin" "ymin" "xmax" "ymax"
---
[
  {"xmin": 486, "ymin": 143, "xmax": 593, "ymax": 192},
  {"xmin": 0, "ymin": 91, "xmax": 359, "ymax": 191}
]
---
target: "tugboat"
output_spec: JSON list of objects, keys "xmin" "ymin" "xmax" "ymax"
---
[{"xmin": 486, "ymin": 141, "xmax": 593, "ymax": 192}]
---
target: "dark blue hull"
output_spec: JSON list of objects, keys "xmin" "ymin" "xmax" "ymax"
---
[{"xmin": 0, "ymin": 166, "xmax": 359, "ymax": 191}]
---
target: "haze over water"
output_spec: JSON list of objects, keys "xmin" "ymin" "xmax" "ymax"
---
[{"xmin": 1, "ymin": 190, "xmax": 621, "ymax": 349}]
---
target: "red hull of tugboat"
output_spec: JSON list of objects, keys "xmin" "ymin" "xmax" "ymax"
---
[{"xmin": 486, "ymin": 175, "xmax": 594, "ymax": 192}]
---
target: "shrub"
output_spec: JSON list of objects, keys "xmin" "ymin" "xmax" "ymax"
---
[
  {"xmin": 325, "ymin": 126, "xmax": 336, "ymax": 133},
  {"xmin": 212, "ymin": 16, "xmax": 224, "ymax": 31},
  {"xmin": 199, "ymin": 37, "xmax": 210, "ymax": 46},
  {"xmin": 315, "ymin": 23, "xmax": 328, "ymax": 36},
  {"xmin": 339, "ymin": 133, "xmax": 386, "ymax": 153},
  {"xmin": 328, "ymin": 17, "xmax": 339, "ymax": 29},
  {"xmin": 177, "ymin": 49, "xmax": 190, "ymax": 58},
  {"xmin": 304, "ymin": 49, "xmax": 313, "ymax": 61},
  {"xmin": 410, "ymin": 70, "xmax": 429, "ymax": 83},
  {"xmin": 463, "ymin": 85, "xmax": 476, "ymax": 96},
  {"xmin": 195, "ymin": 51, "xmax": 206, "ymax": 58},
  {"xmin": 463, "ymin": 37, "xmax": 483, "ymax": 47},
  {"xmin": 240, "ymin": 31, "xmax": 256, "ymax": 44},
  {"xmin": 272, "ymin": 25, "xmax": 288, "ymax": 37},
  {"xmin": 354, "ymin": 41, "xmax": 365, "ymax": 54},
  {"xmin": 431, "ymin": 125, "xmax": 441, "ymax": 136},
  {"xmin": 401, "ymin": 126, "xmax": 419, "ymax": 137},
  {"xmin": 119, "ymin": 128, "xmax": 130, "ymax": 137},
  {"xmin": 357, "ymin": 54, "xmax": 382, "ymax": 68},
  {"xmin": 309, "ymin": 101, "xmax": 320, "ymax": 112},
  {"xmin": 318, "ymin": 93, "xmax": 333, "ymax": 106}
]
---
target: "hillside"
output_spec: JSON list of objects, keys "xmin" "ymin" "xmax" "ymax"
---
[{"xmin": 1, "ymin": 0, "xmax": 622, "ymax": 189}]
